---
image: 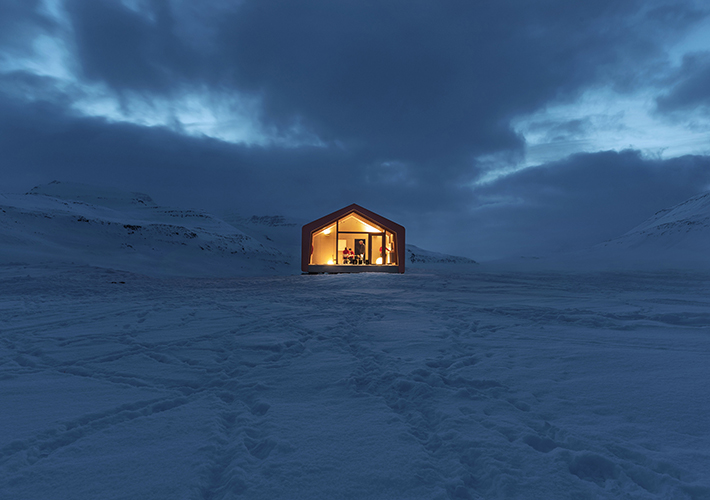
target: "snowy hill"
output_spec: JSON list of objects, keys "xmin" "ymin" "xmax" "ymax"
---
[
  {"xmin": 590, "ymin": 191, "xmax": 710, "ymax": 268},
  {"xmin": 507, "ymin": 191, "xmax": 710, "ymax": 271},
  {"xmin": 26, "ymin": 180, "xmax": 157, "ymax": 208},
  {"xmin": 220, "ymin": 212, "xmax": 303, "ymax": 266},
  {"xmin": 476, "ymin": 193, "xmax": 710, "ymax": 272},
  {"xmin": 406, "ymin": 244, "xmax": 477, "ymax": 265},
  {"xmin": 600, "ymin": 191, "xmax": 710, "ymax": 251},
  {"xmin": 0, "ymin": 181, "xmax": 291, "ymax": 276}
]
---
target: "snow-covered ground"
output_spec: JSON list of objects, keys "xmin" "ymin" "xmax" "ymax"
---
[
  {"xmin": 2, "ymin": 263, "xmax": 709, "ymax": 499},
  {"xmin": 2, "ymin": 183, "xmax": 709, "ymax": 498}
]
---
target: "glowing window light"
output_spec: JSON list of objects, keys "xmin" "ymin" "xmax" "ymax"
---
[
  {"xmin": 341, "ymin": 215, "xmax": 382, "ymax": 233},
  {"xmin": 327, "ymin": 259, "xmax": 334, "ymax": 265},
  {"xmin": 323, "ymin": 227, "xmax": 332, "ymax": 235},
  {"xmin": 355, "ymin": 216, "xmax": 381, "ymax": 233},
  {"xmin": 375, "ymin": 257, "xmax": 383, "ymax": 265}
]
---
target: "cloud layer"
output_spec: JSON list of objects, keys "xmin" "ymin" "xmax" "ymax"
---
[{"xmin": 1, "ymin": 0, "xmax": 710, "ymax": 259}]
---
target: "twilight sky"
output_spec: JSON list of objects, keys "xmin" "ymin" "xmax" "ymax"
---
[{"xmin": 2, "ymin": 0, "xmax": 710, "ymax": 260}]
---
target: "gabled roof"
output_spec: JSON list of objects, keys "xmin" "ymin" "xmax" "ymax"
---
[
  {"xmin": 303, "ymin": 204, "xmax": 404, "ymax": 234},
  {"xmin": 301, "ymin": 204, "xmax": 406, "ymax": 273}
]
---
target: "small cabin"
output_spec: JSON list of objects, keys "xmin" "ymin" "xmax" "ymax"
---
[{"xmin": 302, "ymin": 204, "xmax": 405, "ymax": 273}]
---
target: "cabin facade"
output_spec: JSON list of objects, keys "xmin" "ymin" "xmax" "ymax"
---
[{"xmin": 302, "ymin": 204, "xmax": 405, "ymax": 274}]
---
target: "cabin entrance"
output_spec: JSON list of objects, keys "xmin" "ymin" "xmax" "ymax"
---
[{"xmin": 370, "ymin": 234, "xmax": 383, "ymax": 265}]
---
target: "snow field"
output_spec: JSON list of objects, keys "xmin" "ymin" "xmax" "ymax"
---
[{"xmin": 1, "ymin": 265, "xmax": 710, "ymax": 499}]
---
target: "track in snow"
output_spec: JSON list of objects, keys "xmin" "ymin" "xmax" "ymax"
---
[{"xmin": 1, "ymin": 264, "xmax": 709, "ymax": 499}]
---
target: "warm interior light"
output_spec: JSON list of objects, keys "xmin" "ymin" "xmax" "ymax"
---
[
  {"xmin": 327, "ymin": 259, "xmax": 334, "ymax": 265},
  {"xmin": 341, "ymin": 214, "xmax": 382, "ymax": 233},
  {"xmin": 323, "ymin": 228, "xmax": 331, "ymax": 235},
  {"xmin": 376, "ymin": 257, "xmax": 383, "ymax": 265}
]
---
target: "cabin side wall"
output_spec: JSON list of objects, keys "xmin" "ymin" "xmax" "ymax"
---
[
  {"xmin": 396, "ymin": 227, "xmax": 406, "ymax": 273},
  {"xmin": 301, "ymin": 225, "xmax": 313, "ymax": 273}
]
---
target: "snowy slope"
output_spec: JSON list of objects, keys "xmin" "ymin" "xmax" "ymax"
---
[
  {"xmin": 599, "ymin": 191, "xmax": 710, "ymax": 252},
  {"xmin": 0, "ymin": 181, "xmax": 291, "ymax": 276},
  {"xmin": 500, "ymin": 192, "xmax": 710, "ymax": 271},
  {"xmin": 406, "ymin": 244, "xmax": 477, "ymax": 265},
  {"xmin": 580, "ymin": 191, "xmax": 710, "ymax": 268},
  {"xmin": 1, "ymin": 264, "xmax": 709, "ymax": 499},
  {"xmin": 221, "ymin": 213, "xmax": 303, "ymax": 267}
]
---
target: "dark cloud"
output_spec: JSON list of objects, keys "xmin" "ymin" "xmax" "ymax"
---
[
  {"xmin": 0, "ymin": 94, "xmax": 470, "ymax": 220},
  {"xmin": 2, "ymin": 1, "xmax": 710, "ymax": 261},
  {"xmin": 0, "ymin": 0, "xmax": 56, "ymax": 53},
  {"xmin": 60, "ymin": 0, "xmax": 699, "ymax": 171},
  {"xmin": 216, "ymin": 0, "xmax": 694, "ymax": 167},
  {"xmin": 462, "ymin": 150, "xmax": 710, "ymax": 259},
  {"xmin": 3, "ymin": 94, "xmax": 709, "ymax": 261},
  {"xmin": 65, "ymin": 0, "xmax": 204, "ymax": 93},
  {"xmin": 656, "ymin": 51, "xmax": 710, "ymax": 114}
]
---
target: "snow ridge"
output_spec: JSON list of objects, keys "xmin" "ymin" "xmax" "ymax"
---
[
  {"xmin": 1, "ymin": 182, "xmax": 290, "ymax": 276},
  {"xmin": 27, "ymin": 180, "xmax": 157, "ymax": 208},
  {"xmin": 597, "ymin": 191, "xmax": 710, "ymax": 255},
  {"xmin": 246, "ymin": 215, "xmax": 298, "ymax": 227}
]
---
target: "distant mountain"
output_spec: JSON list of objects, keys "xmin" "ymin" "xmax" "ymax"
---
[
  {"xmin": 561, "ymin": 191, "xmax": 710, "ymax": 269},
  {"xmin": 26, "ymin": 180, "xmax": 157, "ymax": 208},
  {"xmin": 406, "ymin": 244, "xmax": 477, "ymax": 265},
  {"xmin": 0, "ymin": 181, "xmax": 291, "ymax": 276},
  {"xmin": 598, "ymin": 191, "xmax": 710, "ymax": 253}
]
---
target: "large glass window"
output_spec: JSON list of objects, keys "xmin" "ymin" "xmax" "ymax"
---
[
  {"xmin": 338, "ymin": 214, "xmax": 383, "ymax": 233},
  {"xmin": 310, "ymin": 214, "xmax": 397, "ymax": 266},
  {"xmin": 310, "ymin": 223, "xmax": 337, "ymax": 265},
  {"xmin": 385, "ymin": 231, "xmax": 396, "ymax": 264}
]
